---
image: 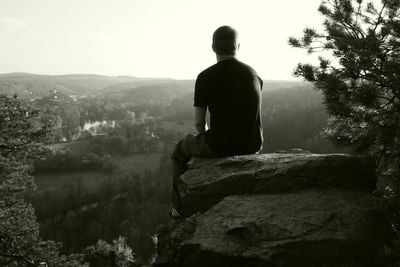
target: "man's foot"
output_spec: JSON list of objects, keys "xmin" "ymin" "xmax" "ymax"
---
[{"xmin": 169, "ymin": 207, "xmax": 182, "ymax": 219}]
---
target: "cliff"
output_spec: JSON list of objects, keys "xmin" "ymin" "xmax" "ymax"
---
[{"xmin": 155, "ymin": 150, "xmax": 394, "ymax": 267}]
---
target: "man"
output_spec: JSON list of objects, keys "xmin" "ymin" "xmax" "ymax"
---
[{"xmin": 170, "ymin": 25, "xmax": 263, "ymax": 218}]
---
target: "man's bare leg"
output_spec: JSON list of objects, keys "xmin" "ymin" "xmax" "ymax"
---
[{"xmin": 169, "ymin": 144, "xmax": 188, "ymax": 218}]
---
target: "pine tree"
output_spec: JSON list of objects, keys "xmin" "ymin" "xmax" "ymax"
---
[
  {"xmin": 289, "ymin": 0, "xmax": 400, "ymax": 249},
  {"xmin": 289, "ymin": 1, "xmax": 400, "ymax": 171},
  {"xmin": 0, "ymin": 94, "xmax": 86, "ymax": 266}
]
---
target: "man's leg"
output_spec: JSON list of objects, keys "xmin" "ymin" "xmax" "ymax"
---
[
  {"xmin": 170, "ymin": 138, "xmax": 190, "ymax": 213},
  {"xmin": 170, "ymin": 133, "xmax": 217, "ymax": 217}
]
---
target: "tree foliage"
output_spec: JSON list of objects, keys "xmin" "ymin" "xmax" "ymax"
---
[
  {"xmin": 0, "ymin": 94, "xmax": 86, "ymax": 266},
  {"xmin": 84, "ymin": 237, "xmax": 140, "ymax": 267},
  {"xmin": 289, "ymin": 0, "xmax": 400, "ymax": 155}
]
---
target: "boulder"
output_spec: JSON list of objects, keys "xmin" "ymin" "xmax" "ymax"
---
[
  {"xmin": 179, "ymin": 153, "xmax": 376, "ymax": 215},
  {"xmin": 156, "ymin": 190, "xmax": 392, "ymax": 267}
]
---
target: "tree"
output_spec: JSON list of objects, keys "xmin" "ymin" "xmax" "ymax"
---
[
  {"xmin": 289, "ymin": 0, "xmax": 400, "ymax": 257},
  {"xmin": 35, "ymin": 91, "xmax": 82, "ymax": 142},
  {"xmin": 0, "ymin": 94, "xmax": 86, "ymax": 266},
  {"xmin": 84, "ymin": 237, "xmax": 139, "ymax": 267},
  {"xmin": 290, "ymin": 0, "xmax": 400, "ymax": 153}
]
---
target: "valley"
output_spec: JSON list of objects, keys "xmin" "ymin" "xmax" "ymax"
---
[{"xmin": 0, "ymin": 73, "xmax": 344, "ymax": 262}]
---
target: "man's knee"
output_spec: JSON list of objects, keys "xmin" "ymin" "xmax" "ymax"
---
[
  {"xmin": 171, "ymin": 134, "xmax": 194, "ymax": 163},
  {"xmin": 171, "ymin": 143, "xmax": 186, "ymax": 163}
]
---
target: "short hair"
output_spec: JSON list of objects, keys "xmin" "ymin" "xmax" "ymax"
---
[{"xmin": 212, "ymin": 26, "xmax": 238, "ymax": 56}]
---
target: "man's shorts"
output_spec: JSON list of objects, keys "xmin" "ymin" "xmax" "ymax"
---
[{"xmin": 171, "ymin": 132, "xmax": 219, "ymax": 163}]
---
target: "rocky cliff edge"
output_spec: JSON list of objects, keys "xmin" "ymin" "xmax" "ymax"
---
[{"xmin": 155, "ymin": 150, "xmax": 394, "ymax": 267}]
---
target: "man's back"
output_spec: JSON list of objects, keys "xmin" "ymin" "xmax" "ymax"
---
[{"xmin": 194, "ymin": 58, "xmax": 263, "ymax": 155}]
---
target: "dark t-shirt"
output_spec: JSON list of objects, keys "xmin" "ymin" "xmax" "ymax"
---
[{"xmin": 194, "ymin": 58, "xmax": 263, "ymax": 155}]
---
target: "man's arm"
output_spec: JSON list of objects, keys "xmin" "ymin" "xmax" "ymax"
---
[{"xmin": 194, "ymin": 106, "xmax": 208, "ymax": 134}]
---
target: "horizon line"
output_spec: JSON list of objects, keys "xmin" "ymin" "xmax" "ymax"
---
[{"xmin": 0, "ymin": 71, "xmax": 302, "ymax": 82}]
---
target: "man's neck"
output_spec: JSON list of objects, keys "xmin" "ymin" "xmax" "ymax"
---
[{"xmin": 216, "ymin": 54, "xmax": 236, "ymax": 62}]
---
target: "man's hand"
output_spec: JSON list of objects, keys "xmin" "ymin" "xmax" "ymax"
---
[
  {"xmin": 170, "ymin": 208, "xmax": 180, "ymax": 218},
  {"xmin": 194, "ymin": 106, "xmax": 208, "ymax": 134}
]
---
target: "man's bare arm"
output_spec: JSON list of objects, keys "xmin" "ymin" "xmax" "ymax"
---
[{"xmin": 194, "ymin": 106, "xmax": 208, "ymax": 134}]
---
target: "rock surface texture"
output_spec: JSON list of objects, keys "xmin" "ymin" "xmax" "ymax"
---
[{"xmin": 155, "ymin": 151, "xmax": 393, "ymax": 267}]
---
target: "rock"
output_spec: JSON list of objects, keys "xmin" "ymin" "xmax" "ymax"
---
[
  {"xmin": 179, "ymin": 153, "xmax": 376, "ymax": 215},
  {"xmin": 275, "ymin": 148, "xmax": 312, "ymax": 154},
  {"xmin": 156, "ymin": 190, "xmax": 393, "ymax": 267},
  {"xmin": 156, "ymin": 153, "xmax": 391, "ymax": 267}
]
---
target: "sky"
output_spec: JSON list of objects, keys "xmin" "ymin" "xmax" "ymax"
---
[{"xmin": 0, "ymin": 0, "xmax": 329, "ymax": 80}]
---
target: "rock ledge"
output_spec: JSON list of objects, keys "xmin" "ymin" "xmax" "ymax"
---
[{"xmin": 156, "ymin": 152, "xmax": 392, "ymax": 267}]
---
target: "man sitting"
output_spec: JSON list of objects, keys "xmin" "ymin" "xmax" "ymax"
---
[{"xmin": 170, "ymin": 25, "xmax": 263, "ymax": 218}]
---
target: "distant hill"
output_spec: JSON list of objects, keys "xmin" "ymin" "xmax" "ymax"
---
[
  {"xmin": 262, "ymin": 80, "xmax": 306, "ymax": 91},
  {"xmin": 102, "ymin": 78, "xmax": 175, "ymax": 92},
  {"xmin": 0, "ymin": 73, "xmax": 173, "ymax": 98},
  {"xmin": 105, "ymin": 80, "xmax": 195, "ymax": 104}
]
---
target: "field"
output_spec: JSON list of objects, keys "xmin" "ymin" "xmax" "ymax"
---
[{"xmin": 34, "ymin": 152, "xmax": 165, "ymax": 193}]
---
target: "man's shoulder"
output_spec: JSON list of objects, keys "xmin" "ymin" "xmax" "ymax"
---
[
  {"xmin": 236, "ymin": 60, "xmax": 263, "ymax": 86},
  {"xmin": 235, "ymin": 60, "xmax": 260, "ymax": 76},
  {"xmin": 197, "ymin": 63, "xmax": 219, "ymax": 80}
]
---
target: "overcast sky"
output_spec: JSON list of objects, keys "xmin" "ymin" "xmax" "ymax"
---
[{"xmin": 0, "ymin": 0, "xmax": 333, "ymax": 79}]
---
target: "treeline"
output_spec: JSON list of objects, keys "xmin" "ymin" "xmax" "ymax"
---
[{"xmin": 35, "ymin": 151, "xmax": 117, "ymax": 172}]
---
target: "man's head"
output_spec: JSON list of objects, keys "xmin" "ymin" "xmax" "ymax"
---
[{"xmin": 212, "ymin": 26, "xmax": 239, "ymax": 56}]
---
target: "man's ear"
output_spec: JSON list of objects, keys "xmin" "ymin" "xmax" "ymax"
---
[
  {"xmin": 212, "ymin": 44, "xmax": 217, "ymax": 53},
  {"xmin": 237, "ymin": 43, "xmax": 240, "ymax": 51}
]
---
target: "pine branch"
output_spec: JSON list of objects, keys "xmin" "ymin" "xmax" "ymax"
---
[{"xmin": 373, "ymin": 3, "xmax": 387, "ymax": 33}]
